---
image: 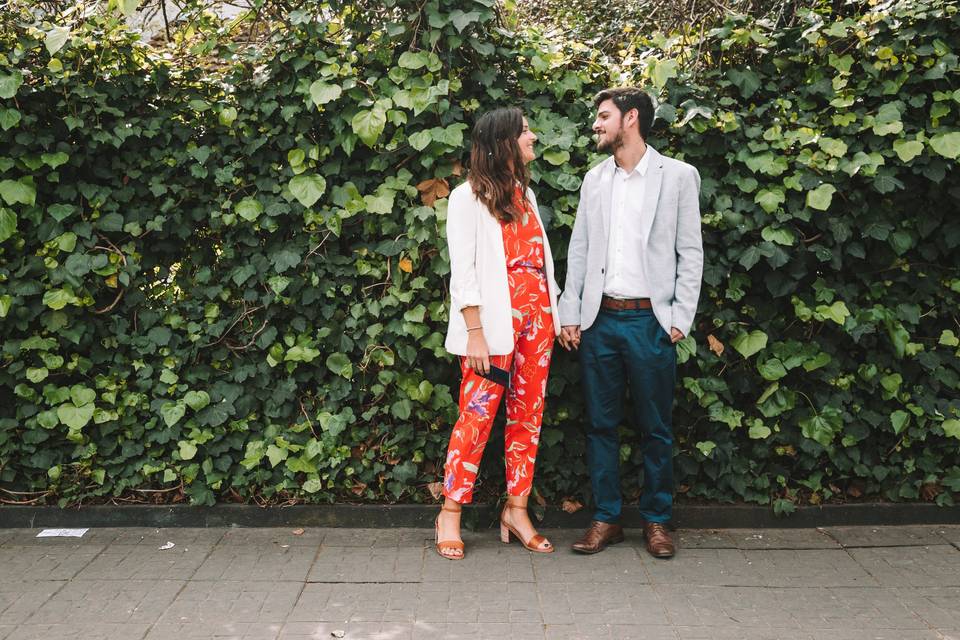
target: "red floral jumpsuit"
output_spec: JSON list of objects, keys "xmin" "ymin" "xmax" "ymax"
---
[{"xmin": 443, "ymin": 188, "xmax": 554, "ymax": 503}]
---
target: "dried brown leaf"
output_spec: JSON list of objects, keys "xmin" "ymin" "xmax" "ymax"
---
[
  {"xmin": 416, "ymin": 177, "xmax": 450, "ymax": 207},
  {"xmin": 707, "ymin": 334, "xmax": 724, "ymax": 356}
]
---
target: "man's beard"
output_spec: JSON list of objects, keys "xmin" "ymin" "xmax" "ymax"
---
[{"xmin": 597, "ymin": 129, "xmax": 624, "ymax": 153}]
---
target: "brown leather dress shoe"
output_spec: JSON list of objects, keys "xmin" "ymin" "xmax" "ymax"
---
[
  {"xmin": 571, "ymin": 520, "xmax": 624, "ymax": 554},
  {"xmin": 643, "ymin": 522, "xmax": 675, "ymax": 558}
]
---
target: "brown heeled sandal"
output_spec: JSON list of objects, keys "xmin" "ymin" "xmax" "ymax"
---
[
  {"xmin": 435, "ymin": 505, "xmax": 465, "ymax": 561},
  {"xmin": 500, "ymin": 503, "xmax": 554, "ymax": 553}
]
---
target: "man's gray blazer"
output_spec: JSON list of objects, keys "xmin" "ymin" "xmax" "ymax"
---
[{"xmin": 557, "ymin": 146, "xmax": 703, "ymax": 337}]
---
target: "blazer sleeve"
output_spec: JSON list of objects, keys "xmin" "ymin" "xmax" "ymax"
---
[
  {"xmin": 557, "ymin": 180, "xmax": 590, "ymax": 326},
  {"xmin": 670, "ymin": 165, "xmax": 704, "ymax": 337},
  {"xmin": 446, "ymin": 186, "xmax": 483, "ymax": 311}
]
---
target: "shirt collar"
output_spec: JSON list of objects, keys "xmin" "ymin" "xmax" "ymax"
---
[{"xmin": 614, "ymin": 147, "xmax": 651, "ymax": 178}]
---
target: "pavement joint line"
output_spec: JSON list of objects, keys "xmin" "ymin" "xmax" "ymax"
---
[
  {"xmin": 639, "ymin": 545, "xmax": 682, "ymax": 637},
  {"xmin": 304, "ymin": 581, "xmax": 423, "ymax": 584}
]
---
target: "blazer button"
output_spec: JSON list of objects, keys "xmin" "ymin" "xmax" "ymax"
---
[{"xmin": 601, "ymin": 268, "xmax": 605, "ymax": 274}]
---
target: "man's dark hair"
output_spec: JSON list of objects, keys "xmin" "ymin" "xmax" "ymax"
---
[{"xmin": 593, "ymin": 87, "xmax": 655, "ymax": 140}]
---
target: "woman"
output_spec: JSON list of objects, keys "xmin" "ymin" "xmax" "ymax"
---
[{"xmin": 435, "ymin": 107, "xmax": 562, "ymax": 560}]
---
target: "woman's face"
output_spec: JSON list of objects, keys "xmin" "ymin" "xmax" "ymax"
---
[{"xmin": 517, "ymin": 117, "xmax": 537, "ymax": 164}]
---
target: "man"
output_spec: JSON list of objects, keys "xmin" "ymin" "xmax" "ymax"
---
[{"xmin": 557, "ymin": 87, "xmax": 703, "ymax": 559}]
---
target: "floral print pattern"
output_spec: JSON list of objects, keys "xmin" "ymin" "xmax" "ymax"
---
[{"xmin": 443, "ymin": 188, "xmax": 554, "ymax": 503}]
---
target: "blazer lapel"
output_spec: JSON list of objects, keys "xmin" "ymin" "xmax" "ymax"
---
[{"xmin": 641, "ymin": 147, "xmax": 663, "ymax": 246}]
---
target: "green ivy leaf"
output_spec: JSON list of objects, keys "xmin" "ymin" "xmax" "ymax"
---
[
  {"xmin": 0, "ymin": 71, "xmax": 23, "ymax": 99},
  {"xmin": 0, "ymin": 208, "xmax": 16, "ymax": 242},
  {"xmin": 235, "ymin": 197, "xmax": 263, "ymax": 221},
  {"xmin": 0, "ymin": 108, "xmax": 21, "ymax": 131},
  {"xmin": 761, "ymin": 226, "xmax": 795, "ymax": 246},
  {"xmin": 309, "ymin": 80, "xmax": 342, "ymax": 106},
  {"xmin": 398, "ymin": 51, "xmax": 429, "ymax": 69},
  {"xmin": 178, "ymin": 441, "xmax": 198, "ymax": 461},
  {"xmin": 890, "ymin": 410, "xmax": 910, "ymax": 435},
  {"xmin": 0, "ymin": 179, "xmax": 36, "ymax": 206},
  {"xmin": 893, "ymin": 139, "xmax": 924, "ymax": 162},
  {"xmin": 731, "ymin": 330, "xmax": 768, "ymax": 358},
  {"xmin": 943, "ymin": 419, "xmax": 960, "ymax": 439},
  {"xmin": 818, "ymin": 137, "xmax": 848, "ymax": 157},
  {"xmin": 748, "ymin": 420, "xmax": 772, "ymax": 439},
  {"xmin": 289, "ymin": 174, "xmax": 327, "ymax": 208},
  {"xmin": 939, "ymin": 330, "xmax": 959, "ymax": 347},
  {"xmin": 70, "ymin": 385, "xmax": 95, "ymax": 407},
  {"xmin": 754, "ymin": 188, "xmax": 785, "ymax": 213},
  {"xmin": 325, "ymin": 352, "xmax": 353, "ymax": 378},
  {"xmin": 42, "ymin": 288, "xmax": 78, "ymax": 310},
  {"xmin": 408, "ymin": 130, "xmax": 432, "ymax": 151},
  {"xmin": 800, "ymin": 413, "xmax": 838, "ymax": 447},
  {"xmin": 160, "ymin": 402, "xmax": 186, "ymax": 427},
  {"xmin": 542, "ymin": 149, "xmax": 570, "ymax": 165},
  {"xmin": 929, "ymin": 132, "xmax": 960, "ymax": 159},
  {"xmin": 650, "ymin": 58, "xmax": 678, "ymax": 89},
  {"xmin": 352, "ymin": 107, "xmax": 387, "ymax": 147},
  {"xmin": 806, "ymin": 183, "xmax": 836, "ymax": 211},
  {"xmin": 44, "ymin": 26, "xmax": 71, "ymax": 56},
  {"xmin": 266, "ymin": 444, "xmax": 288, "ymax": 467},
  {"xmin": 758, "ymin": 358, "xmax": 787, "ymax": 381},
  {"xmin": 816, "ymin": 301, "xmax": 850, "ymax": 325},
  {"xmin": 218, "ymin": 106, "xmax": 238, "ymax": 126},
  {"xmin": 695, "ymin": 440, "xmax": 716, "ymax": 457},
  {"xmin": 57, "ymin": 403, "xmax": 94, "ymax": 430},
  {"xmin": 184, "ymin": 390, "xmax": 210, "ymax": 411}
]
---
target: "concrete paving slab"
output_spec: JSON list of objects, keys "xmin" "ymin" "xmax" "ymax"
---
[
  {"xmin": 824, "ymin": 526, "xmax": 951, "ymax": 548},
  {"xmin": 0, "ymin": 582, "xmax": 64, "ymax": 626},
  {"xmin": 0, "ymin": 543, "xmax": 104, "ymax": 581},
  {"xmin": 673, "ymin": 528, "xmax": 738, "ymax": 549},
  {"xmin": 0, "ymin": 524, "xmax": 958, "ymax": 638},
  {"xmin": 724, "ymin": 528, "xmax": 840, "ymax": 549},
  {"xmin": 308, "ymin": 545, "xmax": 425, "ymax": 583},
  {"xmin": 145, "ymin": 621, "xmax": 281, "ymax": 639},
  {"xmin": 74, "ymin": 542, "xmax": 212, "ymax": 580},
  {"xmin": 196, "ymin": 544, "xmax": 317, "ymax": 582},
  {"xmin": 641, "ymin": 548, "xmax": 877, "ymax": 587},
  {"xmin": 936, "ymin": 525, "xmax": 960, "ymax": 547},
  {"xmin": 158, "ymin": 581, "xmax": 302, "ymax": 624},
  {"xmin": 3, "ymin": 623, "xmax": 152, "ymax": 640},
  {"xmin": 26, "ymin": 578, "xmax": 184, "ymax": 625},
  {"xmin": 317, "ymin": 528, "xmax": 432, "ymax": 548},
  {"xmin": 847, "ymin": 545, "xmax": 960, "ymax": 587},
  {"xmin": 217, "ymin": 527, "xmax": 325, "ymax": 548}
]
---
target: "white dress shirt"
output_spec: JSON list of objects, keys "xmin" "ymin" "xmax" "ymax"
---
[{"xmin": 603, "ymin": 149, "xmax": 651, "ymax": 299}]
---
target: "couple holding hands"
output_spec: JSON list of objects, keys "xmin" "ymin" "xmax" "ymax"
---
[{"xmin": 436, "ymin": 86, "xmax": 703, "ymax": 561}]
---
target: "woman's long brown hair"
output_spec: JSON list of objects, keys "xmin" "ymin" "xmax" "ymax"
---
[{"xmin": 467, "ymin": 107, "xmax": 530, "ymax": 224}]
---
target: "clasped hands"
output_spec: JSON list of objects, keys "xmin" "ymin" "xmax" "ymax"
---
[{"xmin": 557, "ymin": 325, "xmax": 684, "ymax": 350}]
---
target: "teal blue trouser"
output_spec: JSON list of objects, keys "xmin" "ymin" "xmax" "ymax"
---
[{"xmin": 579, "ymin": 308, "xmax": 676, "ymax": 524}]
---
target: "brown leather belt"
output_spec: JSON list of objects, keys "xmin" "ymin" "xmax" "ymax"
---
[{"xmin": 601, "ymin": 296, "xmax": 652, "ymax": 311}]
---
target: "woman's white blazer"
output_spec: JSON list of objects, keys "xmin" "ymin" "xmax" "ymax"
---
[{"xmin": 444, "ymin": 181, "xmax": 562, "ymax": 356}]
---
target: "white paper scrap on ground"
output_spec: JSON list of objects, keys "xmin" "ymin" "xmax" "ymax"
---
[
  {"xmin": 36, "ymin": 528, "xmax": 89, "ymax": 538},
  {"xmin": 158, "ymin": 541, "xmax": 175, "ymax": 550}
]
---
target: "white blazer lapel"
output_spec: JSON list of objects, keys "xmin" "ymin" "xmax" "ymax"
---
[{"xmin": 641, "ymin": 147, "xmax": 663, "ymax": 246}]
